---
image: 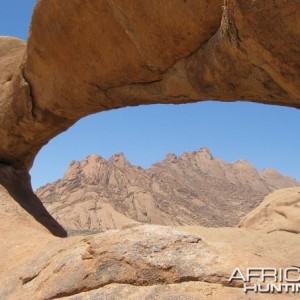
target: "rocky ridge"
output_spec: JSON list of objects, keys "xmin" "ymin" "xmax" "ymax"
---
[{"xmin": 36, "ymin": 148, "xmax": 299, "ymax": 233}]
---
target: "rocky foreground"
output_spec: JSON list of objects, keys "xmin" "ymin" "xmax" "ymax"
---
[
  {"xmin": 0, "ymin": 0, "xmax": 299, "ymax": 298},
  {"xmin": 37, "ymin": 148, "xmax": 299, "ymax": 233},
  {"xmin": 1, "ymin": 182, "xmax": 300, "ymax": 299}
]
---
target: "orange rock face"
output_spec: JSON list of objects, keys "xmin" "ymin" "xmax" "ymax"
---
[
  {"xmin": 0, "ymin": 2, "xmax": 300, "ymax": 298},
  {"xmin": 0, "ymin": 0, "xmax": 299, "ymax": 169}
]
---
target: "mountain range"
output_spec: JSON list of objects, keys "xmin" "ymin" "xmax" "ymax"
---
[{"xmin": 36, "ymin": 148, "xmax": 299, "ymax": 234}]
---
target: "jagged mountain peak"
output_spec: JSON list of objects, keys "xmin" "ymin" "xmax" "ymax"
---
[
  {"xmin": 108, "ymin": 152, "xmax": 131, "ymax": 168},
  {"xmin": 158, "ymin": 147, "xmax": 214, "ymax": 166},
  {"xmin": 67, "ymin": 154, "xmax": 106, "ymax": 169},
  {"xmin": 85, "ymin": 154, "xmax": 106, "ymax": 163},
  {"xmin": 165, "ymin": 153, "xmax": 178, "ymax": 163},
  {"xmin": 37, "ymin": 147, "xmax": 300, "ymax": 234},
  {"xmin": 197, "ymin": 147, "xmax": 213, "ymax": 159},
  {"xmin": 231, "ymin": 159, "xmax": 257, "ymax": 171}
]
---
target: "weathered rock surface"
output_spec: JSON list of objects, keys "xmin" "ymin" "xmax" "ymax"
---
[
  {"xmin": 0, "ymin": 0, "xmax": 299, "ymax": 244},
  {"xmin": 0, "ymin": 164, "xmax": 66, "ymax": 237},
  {"xmin": 0, "ymin": 1, "xmax": 300, "ymax": 299},
  {"xmin": 36, "ymin": 148, "xmax": 299, "ymax": 233},
  {"xmin": 239, "ymin": 187, "xmax": 300, "ymax": 234},
  {"xmin": 0, "ymin": 0, "xmax": 299, "ymax": 169},
  {"xmin": 56, "ymin": 282, "xmax": 252, "ymax": 300},
  {"xmin": 1, "ymin": 182, "xmax": 300, "ymax": 299}
]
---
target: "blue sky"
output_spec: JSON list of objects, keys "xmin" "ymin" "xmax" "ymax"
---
[{"xmin": 1, "ymin": 1, "xmax": 300, "ymax": 189}]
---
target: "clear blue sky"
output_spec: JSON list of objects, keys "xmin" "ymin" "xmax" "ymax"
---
[{"xmin": 1, "ymin": 1, "xmax": 300, "ymax": 189}]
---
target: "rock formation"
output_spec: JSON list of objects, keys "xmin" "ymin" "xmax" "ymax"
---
[
  {"xmin": 0, "ymin": 0, "xmax": 299, "ymax": 233},
  {"xmin": 0, "ymin": 0, "xmax": 300, "ymax": 298},
  {"xmin": 36, "ymin": 148, "xmax": 299, "ymax": 233},
  {"xmin": 1, "ymin": 184, "xmax": 300, "ymax": 299},
  {"xmin": 0, "ymin": 164, "xmax": 67, "ymax": 237},
  {"xmin": 0, "ymin": 0, "xmax": 299, "ymax": 171},
  {"xmin": 239, "ymin": 187, "xmax": 300, "ymax": 234}
]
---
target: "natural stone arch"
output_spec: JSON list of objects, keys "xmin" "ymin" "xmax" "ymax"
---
[
  {"xmin": 1, "ymin": 0, "xmax": 299, "ymax": 170},
  {"xmin": 0, "ymin": 0, "xmax": 299, "ymax": 235}
]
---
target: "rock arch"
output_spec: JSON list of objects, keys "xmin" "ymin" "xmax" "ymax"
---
[{"xmin": 0, "ymin": 0, "xmax": 299, "ymax": 234}]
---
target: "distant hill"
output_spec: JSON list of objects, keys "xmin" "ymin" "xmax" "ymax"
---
[{"xmin": 36, "ymin": 148, "xmax": 299, "ymax": 234}]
